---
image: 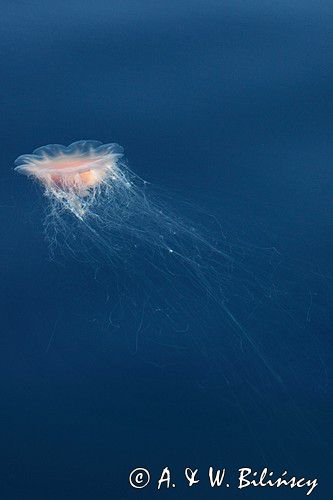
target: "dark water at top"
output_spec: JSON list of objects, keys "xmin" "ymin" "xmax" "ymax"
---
[{"xmin": 0, "ymin": 1, "xmax": 332, "ymax": 498}]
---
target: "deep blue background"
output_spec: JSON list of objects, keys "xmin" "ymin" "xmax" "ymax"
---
[{"xmin": 0, "ymin": 1, "xmax": 332, "ymax": 498}]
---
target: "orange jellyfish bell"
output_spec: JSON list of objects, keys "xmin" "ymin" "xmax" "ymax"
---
[{"xmin": 14, "ymin": 140, "xmax": 124, "ymax": 194}]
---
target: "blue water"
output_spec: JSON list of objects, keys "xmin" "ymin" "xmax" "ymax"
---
[{"xmin": 1, "ymin": 1, "xmax": 332, "ymax": 498}]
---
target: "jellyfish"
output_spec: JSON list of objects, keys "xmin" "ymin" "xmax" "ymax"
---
[
  {"xmin": 14, "ymin": 140, "xmax": 325, "ymax": 448},
  {"xmin": 14, "ymin": 140, "xmax": 234, "ymax": 279},
  {"xmin": 16, "ymin": 140, "xmax": 286, "ymax": 373}
]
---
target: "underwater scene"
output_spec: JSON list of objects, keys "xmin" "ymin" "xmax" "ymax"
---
[{"xmin": 1, "ymin": 1, "xmax": 332, "ymax": 498}]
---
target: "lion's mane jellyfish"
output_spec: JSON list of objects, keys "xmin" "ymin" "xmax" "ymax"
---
[
  {"xmin": 14, "ymin": 140, "xmax": 323, "ymax": 447},
  {"xmin": 15, "ymin": 140, "xmax": 230, "ymax": 268},
  {"xmin": 15, "ymin": 140, "xmax": 281, "ymax": 378}
]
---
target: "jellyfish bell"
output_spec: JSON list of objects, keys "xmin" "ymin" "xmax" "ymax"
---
[
  {"xmin": 14, "ymin": 140, "xmax": 124, "ymax": 188},
  {"xmin": 15, "ymin": 140, "xmax": 125, "ymax": 218}
]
